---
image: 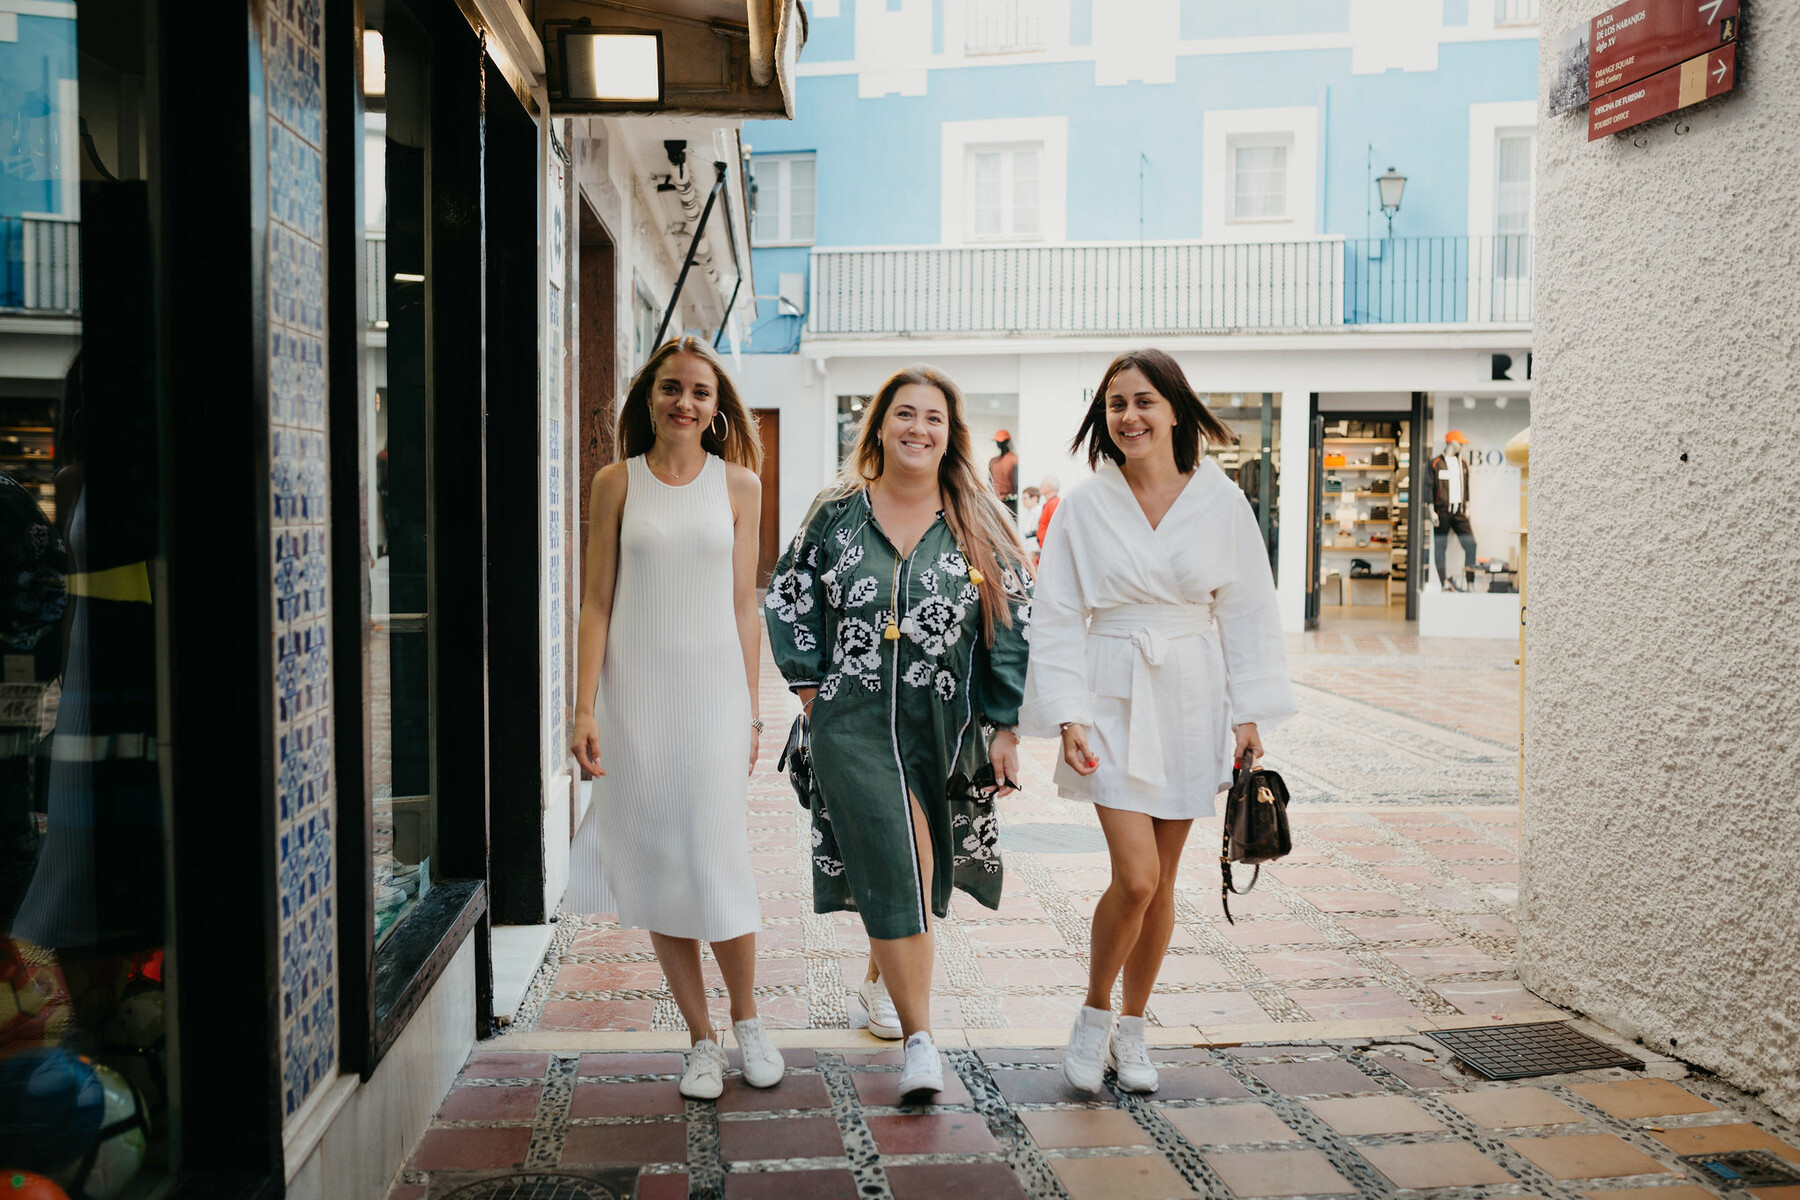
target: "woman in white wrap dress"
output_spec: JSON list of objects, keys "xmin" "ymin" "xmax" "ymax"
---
[{"xmin": 1019, "ymin": 348, "xmax": 1295, "ymax": 1096}]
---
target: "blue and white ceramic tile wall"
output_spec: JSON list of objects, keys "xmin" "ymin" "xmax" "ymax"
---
[{"xmin": 264, "ymin": 0, "xmax": 337, "ymax": 1122}]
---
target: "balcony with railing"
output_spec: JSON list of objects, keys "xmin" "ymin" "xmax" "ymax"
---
[
  {"xmin": 806, "ymin": 235, "xmax": 1531, "ymax": 338},
  {"xmin": 2, "ymin": 217, "xmax": 81, "ymax": 314},
  {"xmin": 964, "ymin": 0, "xmax": 1043, "ymax": 55}
]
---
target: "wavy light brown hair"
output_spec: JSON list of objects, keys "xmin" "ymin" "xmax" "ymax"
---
[
  {"xmin": 618, "ymin": 337, "xmax": 763, "ymax": 472},
  {"xmin": 835, "ymin": 366, "xmax": 1027, "ymax": 644},
  {"xmin": 1071, "ymin": 348, "xmax": 1236, "ymax": 475}
]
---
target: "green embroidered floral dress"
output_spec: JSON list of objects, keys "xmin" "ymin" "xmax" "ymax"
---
[{"xmin": 765, "ymin": 489, "xmax": 1033, "ymax": 939}]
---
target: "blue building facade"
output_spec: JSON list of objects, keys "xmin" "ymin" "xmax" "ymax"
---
[{"xmin": 734, "ymin": 0, "xmax": 1540, "ymax": 636}]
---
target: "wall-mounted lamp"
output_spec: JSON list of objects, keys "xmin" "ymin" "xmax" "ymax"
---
[
  {"xmin": 363, "ymin": 29, "xmax": 385, "ymax": 98},
  {"xmin": 1377, "ymin": 166, "xmax": 1407, "ymax": 238},
  {"xmin": 550, "ymin": 20, "xmax": 663, "ymax": 110}
]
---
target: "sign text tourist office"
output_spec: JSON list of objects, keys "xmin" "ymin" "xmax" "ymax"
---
[{"xmin": 30, "ymin": 0, "xmax": 801, "ymax": 1194}]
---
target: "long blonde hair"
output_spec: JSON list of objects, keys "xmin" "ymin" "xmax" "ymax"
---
[
  {"xmin": 618, "ymin": 337, "xmax": 763, "ymax": 472},
  {"xmin": 834, "ymin": 366, "xmax": 1027, "ymax": 643}
]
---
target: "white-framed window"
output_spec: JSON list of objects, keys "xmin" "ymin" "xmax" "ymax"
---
[
  {"xmin": 1202, "ymin": 109, "xmax": 1317, "ymax": 242},
  {"xmin": 965, "ymin": 0, "xmax": 1044, "ymax": 55},
  {"xmin": 1494, "ymin": 0, "xmax": 1540, "ymax": 25},
  {"xmin": 750, "ymin": 153, "xmax": 816, "ymax": 246},
  {"xmin": 1229, "ymin": 140, "xmax": 1290, "ymax": 222},
  {"xmin": 1494, "ymin": 130, "xmax": 1533, "ymax": 283},
  {"xmin": 965, "ymin": 143, "xmax": 1042, "ymax": 241}
]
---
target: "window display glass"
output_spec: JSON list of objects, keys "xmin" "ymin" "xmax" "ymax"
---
[
  {"xmin": 1, "ymin": 5, "xmax": 172, "ymax": 1192},
  {"xmin": 366, "ymin": 2, "xmax": 437, "ymax": 945},
  {"xmin": 1317, "ymin": 416, "xmax": 1410, "ymax": 610},
  {"xmin": 1423, "ymin": 396, "xmax": 1529, "ymax": 596},
  {"xmin": 1207, "ymin": 393, "xmax": 1281, "ymax": 581}
]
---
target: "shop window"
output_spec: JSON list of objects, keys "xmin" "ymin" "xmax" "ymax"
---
[
  {"xmin": 964, "ymin": 143, "xmax": 1041, "ymax": 240},
  {"xmin": 366, "ymin": 1, "xmax": 437, "ymax": 948},
  {"xmin": 836, "ymin": 394, "xmax": 872, "ymax": 464},
  {"xmin": 1, "ymin": 6, "xmax": 174, "ymax": 1195},
  {"xmin": 1229, "ymin": 139, "xmax": 1290, "ymax": 222},
  {"xmin": 750, "ymin": 153, "xmax": 816, "ymax": 246},
  {"xmin": 633, "ymin": 277, "xmax": 660, "ymax": 367}
]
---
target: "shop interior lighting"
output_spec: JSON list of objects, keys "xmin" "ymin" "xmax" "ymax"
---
[
  {"xmin": 363, "ymin": 30, "xmax": 385, "ymax": 97},
  {"xmin": 1495, "ymin": 396, "xmax": 1508, "ymax": 408},
  {"xmin": 393, "ymin": 273, "xmax": 425, "ymax": 283},
  {"xmin": 1464, "ymin": 396, "xmax": 1477, "ymax": 409},
  {"xmin": 557, "ymin": 22, "xmax": 663, "ymax": 107}
]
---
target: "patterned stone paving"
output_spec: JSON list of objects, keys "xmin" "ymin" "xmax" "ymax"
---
[
  {"xmin": 390, "ymin": 1042, "xmax": 1800, "ymax": 1199},
  {"xmin": 507, "ymin": 621, "xmax": 1530, "ymax": 1038}
]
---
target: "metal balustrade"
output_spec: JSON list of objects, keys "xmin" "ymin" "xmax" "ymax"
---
[
  {"xmin": 807, "ymin": 236, "xmax": 1530, "ymax": 337},
  {"xmin": 1, "ymin": 217, "xmax": 80, "ymax": 313}
]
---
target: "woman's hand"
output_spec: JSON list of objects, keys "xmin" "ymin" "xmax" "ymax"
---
[
  {"xmin": 1233, "ymin": 722, "xmax": 1263, "ymax": 768},
  {"xmin": 571, "ymin": 712, "xmax": 604, "ymax": 777},
  {"xmin": 1061, "ymin": 723, "xmax": 1098, "ymax": 776},
  {"xmin": 989, "ymin": 729, "xmax": 1022, "ymax": 797},
  {"xmin": 749, "ymin": 720, "xmax": 762, "ymax": 776}
]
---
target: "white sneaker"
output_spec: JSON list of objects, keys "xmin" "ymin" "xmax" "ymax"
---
[
  {"xmin": 679, "ymin": 1037, "xmax": 727, "ymax": 1100},
  {"xmin": 1108, "ymin": 1015, "xmax": 1159, "ymax": 1093},
  {"xmin": 897, "ymin": 1031, "xmax": 944, "ymax": 1100},
  {"xmin": 858, "ymin": 976, "xmax": 904, "ymax": 1040},
  {"xmin": 733, "ymin": 1016, "xmax": 786, "ymax": 1089},
  {"xmin": 1063, "ymin": 1005, "xmax": 1113, "ymax": 1094}
]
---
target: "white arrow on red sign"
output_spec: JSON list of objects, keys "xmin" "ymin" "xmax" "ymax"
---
[{"xmin": 1697, "ymin": 0, "xmax": 1723, "ymax": 23}]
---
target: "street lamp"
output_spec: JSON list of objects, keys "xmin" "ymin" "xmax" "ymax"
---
[{"xmin": 1377, "ymin": 166, "xmax": 1407, "ymax": 238}]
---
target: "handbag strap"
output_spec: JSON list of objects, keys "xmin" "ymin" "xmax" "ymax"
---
[{"xmin": 1218, "ymin": 760, "xmax": 1264, "ymax": 925}]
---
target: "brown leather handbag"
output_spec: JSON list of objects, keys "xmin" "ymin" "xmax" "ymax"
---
[{"xmin": 1219, "ymin": 760, "xmax": 1292, "ymax": 924}]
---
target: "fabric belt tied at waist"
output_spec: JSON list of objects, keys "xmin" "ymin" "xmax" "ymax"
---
[{"xmin": 1088, "ymin": 604, "xmax": 1215, "ymax": 788}]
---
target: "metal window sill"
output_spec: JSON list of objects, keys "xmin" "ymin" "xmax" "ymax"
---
[{"xmin": 371, "ymin": 877, "xmax": 487, "ymax": 1066}]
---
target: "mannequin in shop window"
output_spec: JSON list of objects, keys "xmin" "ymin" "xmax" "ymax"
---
[{"xmin": 1430, "ymin": 431, "xmax": 1477, "ymax": 591}]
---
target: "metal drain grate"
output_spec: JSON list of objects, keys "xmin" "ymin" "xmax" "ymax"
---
[
  {"xmin": 1425, "ymin": 1021, "xmax": 1641, "ymax": 1079},
  {"xmin": 433, "ymin": 1171, "xmax": 628, "ymax": 1200},
  {"xmin": 1681, "ymin": 1152, "xmax": 1800, "ymax": 1189},
  {"xmin": 1000, "ymin": 823, "xmax": 1109, "ymax": 854}
]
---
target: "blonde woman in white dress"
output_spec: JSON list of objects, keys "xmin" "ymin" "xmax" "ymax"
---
[
  {"xmin": 569, "ymin": 337, "xmax": 784, "ymax": 1100},
  {"xmin": 1019, "ymin": 348, "xmax": 1296, "ymax": 1096}
]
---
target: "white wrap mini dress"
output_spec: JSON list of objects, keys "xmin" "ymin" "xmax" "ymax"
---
[
  {"xmin": 1018, "ymin": 459, "xmax": 1296, "ymax": 819},
  {"xmin": 568, "ymin": 454, "xmax": 759, "ymax": 941}
]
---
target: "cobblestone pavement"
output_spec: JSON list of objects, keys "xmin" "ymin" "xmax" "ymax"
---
[
  {"xmin": 391, "ymin": 1042, "xmax": 1800, "ymax": 1199},
  {"xmin": 386, "ymin": 622, "xmax": 1800, "ymax": 1197}
]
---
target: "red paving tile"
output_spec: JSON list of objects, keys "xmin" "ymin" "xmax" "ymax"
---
[
  {"xmin": 461, "ymin": 1052, "xmax": 551, "ymax": 1079},
  {"xmin": 411, "ymin": 1126, "xmax": 532, "ymax": 1171},
  {"xmin": 1147, "ymin": 991, "xmax": 1273, "ymax": 1026},
  {"xmin": 577, "ymin": 1051, "xmax": 685, "ymax": 1075},
  {"xmin": 1297, "ymin": 986, "xmax": 1432, "ymax": 1022},
  {"xmin": 560, "ymin": 1122, "xmax": 688, "ymax": 1166},
  {"xmin": 1338, "ymin": 916, "xmax": 1460, "ymax": 942},
  {"xmin": 1382, "ymin": 946, "xmax": 1510, "ymax": 975},
  {"xmin": 867, "ymin": 1112, "xmax": 1000, "ymax": 1154},
  {"xmin": 723, "ymin": 1171, "xmax": 860, "ymax": 1199},
  {"xmin": 570, "ymin": 1080, "xmax": 686, "ymax": 1117},
  {"xmin": 1217, "ymin": 921, "xmax": 1328, "ymax": 948},
  {"xmin": 886, "ymin": 1162, "xmax": 1029, "ymax": 1200},
  {"xmin": 634, "ymin": 1176, "xmax": 689, "ymax": 1200},
  {"xmin": 536, "ymin": 998, "xmax": 658, "ymax": 1031},
  {"xmin": 1247, "ymin": 950, "xmax": 1373, "ymax": 980},
  {"xmin": 1251, "ymin": 1060, "xmax": 1384, "ymax": 1096},
  {"xmin": 853, "ymin": 1068, "xmax": 974, "ymax": 1107},
  {"xmin": 716, "ymin": 1073, "xmax": 833, "ymax": 1112},
  {"xmin": 435, "ymin": 1083, "xmax": 542, "ymax": 1121},
  {"xmin": 719, "ymin": 1115, "xmax": 846, "ymax": 1161}
]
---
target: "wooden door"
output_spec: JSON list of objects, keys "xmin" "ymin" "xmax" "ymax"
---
[{"xmin": 754, "ymin": 408, "xmax": 781, "ymax": 586}]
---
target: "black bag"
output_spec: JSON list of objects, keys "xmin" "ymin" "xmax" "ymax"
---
[
  {"xmin": 1219, "ymin": 760, "xmax": 1292, "ymax": 924},
  {"xmin": 777, "ymin": 713, "xmax": 812, "ymax": 810}
]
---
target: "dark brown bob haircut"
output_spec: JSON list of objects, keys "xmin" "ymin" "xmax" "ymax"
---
[{"xmin": 1070, "ymin": 348, "xmax": 1237, "ymax": 475}]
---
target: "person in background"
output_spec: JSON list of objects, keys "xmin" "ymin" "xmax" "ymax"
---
[
  {"xmin": 1035, "ymin": 475, "xmax": 1062, "ymax": 555},
  {"xmin": 568, "ymin": 337, "xmax": 784, "ymax": 1101},
  {"xmin": 1019, "ymin": 485, "xmax": 1043, "ymax": 556},
  {"xmin": 766, "ymin": 366, "xmax": 1033, "ymax": 1100},
  {"xmin": 988, "ymin": 430, "xmax": 1019, "ymax": 516},
  {"xmin": 1018, "ymin": 349, "xmax": 1295, "ymax": 1096}
]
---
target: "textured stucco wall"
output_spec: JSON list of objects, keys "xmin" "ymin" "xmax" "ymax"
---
[{"xmin": 1522, "ymin": 1, "xmax": 1800, "ymax": 1120}]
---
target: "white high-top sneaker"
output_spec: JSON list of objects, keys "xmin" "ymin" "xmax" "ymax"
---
[
  {"xmin": 1063, "ymin": 1005, "xmax": 1113, "ymax": 1093},
  {"xmin": 1108, "ymin": 1014, "xmax": 1160, "ymax": 1093}
]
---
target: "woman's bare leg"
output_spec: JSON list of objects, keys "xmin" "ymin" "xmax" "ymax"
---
[
  {"xmin": 710, "ymin": 932, "xmax": 760, "ymax": 1025},
  {"xmin": 1083, "ymin": 807, "xmax": 1162, "ymax": 1011},
  {"xmin": 867, "ymin": 792, "xmax": 935, "ymax": 1036},
  {"xmin": 1119, "ymin": 818, "xmax": 1193, "ymax": 1016},
  {"xmin": 649, "ymin": 932, "xmax": 714, "ymax": 1044}
]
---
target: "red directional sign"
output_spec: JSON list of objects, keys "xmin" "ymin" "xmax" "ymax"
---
[
  {"xmin": 1589, "ymin": 0, "xmax": 1739, "ymax": 97},
  {"xmin": 1588, "ymin": 41, "xmax": 1735, "ymax": 140}
]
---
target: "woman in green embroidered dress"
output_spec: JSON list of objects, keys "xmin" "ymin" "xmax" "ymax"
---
[{"xmin": 766, "ymin": 366, "xmax": 1033, "ymax": 1099}]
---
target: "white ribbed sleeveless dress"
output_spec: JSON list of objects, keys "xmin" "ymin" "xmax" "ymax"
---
[{"xmin": 589, "ymin": 454, "xmax": 759, "ymax": 941}]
